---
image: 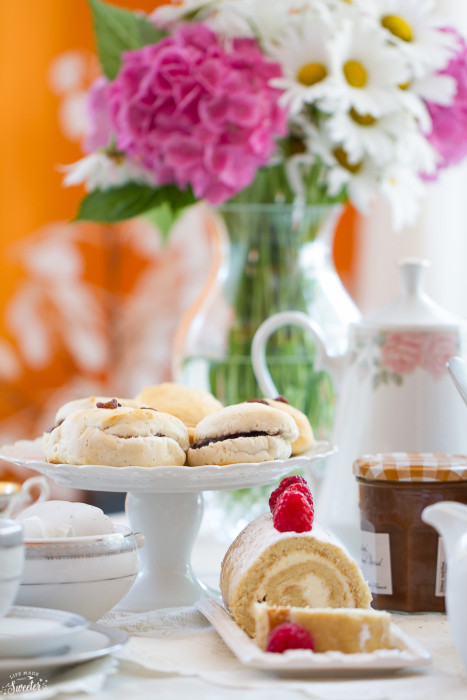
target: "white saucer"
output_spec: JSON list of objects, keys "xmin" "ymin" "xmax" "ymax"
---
[
  {"xmin": 0, "ymin": 622, "xmax": 128, "ymax": 674},
  {"xmin": 0, "ymin": 606, "xmax": 88, "ymax": 658}
]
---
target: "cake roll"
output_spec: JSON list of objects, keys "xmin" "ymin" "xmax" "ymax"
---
[{"xmin": 220, "ymin": 512, "xmax": 372, "ymax": 637}]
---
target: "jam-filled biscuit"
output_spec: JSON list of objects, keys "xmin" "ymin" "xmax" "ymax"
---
[
  {"xmin": 43, "ymin": 405, "xmax": 189, "ymax": 467},
  {"xmin": 134, "ymin": 383, "xmax": 223, "ymax": 442},
  {"xmin": 247, "ymin": 397, "xmax": 314, "ymax": 455},
  {"xmin": 187, "ymin": 402, "xmax": 299, "ymax": 466}
]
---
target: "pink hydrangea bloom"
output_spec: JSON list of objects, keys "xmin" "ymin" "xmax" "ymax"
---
[
  {"xmin": 107, "ymin": 23, "xmax": 287, "ymax": 203},
  {"xmin": 83, "ymin": 76, "xmax": 114, "ymax": 153},
  {"xmin": 426, "ymin": 30, "xmax": 467, "ymax": 173}
]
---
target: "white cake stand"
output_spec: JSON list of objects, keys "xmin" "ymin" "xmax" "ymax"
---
[{"xmin": 0, "ymin": 439, "xmax": 335, "ymax": 611}]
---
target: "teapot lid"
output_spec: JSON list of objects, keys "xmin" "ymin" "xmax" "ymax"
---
[{"xmin": 359, "ymin": 259, "xmax": 462, "ymax": 330}]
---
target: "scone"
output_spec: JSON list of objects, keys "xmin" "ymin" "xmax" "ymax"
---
[
  {"xmin": 220, "ymin": 511, "xmax": 372, "ymax": 637},
  {"xmin": 187, "ymin": 402, "xmax": 299, "ymax": 467},
  {"xmin": 254, "ymin": 604, "xmax": 391, "ymax": 653},
  {"xmin": 54, "ymin": 396, "xmax": 140, "ymax": 426},
  {"xmin": 43, "ymin": 405, "xmax": 189, "ymax": 467},
  {"xmin": 247, "ymin": 397, "xmax": 314, "ymax": 455},
  {"xmin": 135, "ymin": 383, "xmax": 223, "ymax": 442}
]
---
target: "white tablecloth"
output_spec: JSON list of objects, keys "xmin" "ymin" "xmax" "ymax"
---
[{"xmin": 12, "ymin": 525, "xmax": 466, "ymax": 700}]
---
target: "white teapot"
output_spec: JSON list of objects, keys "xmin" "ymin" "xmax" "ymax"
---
[
  {"xmin": 422, "ymin": 501, "xmax": 467, "ymax": 671},
  {"xmin": 252, "ymin": 259, "xmax": 467, "ymax": 559}
]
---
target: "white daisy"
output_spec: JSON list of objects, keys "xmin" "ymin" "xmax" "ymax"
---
[
  {"xmin": 324, "ymin": 108, "xmax": 409, "ymax": 165},
  {"xmin": 328, "ymin": 155, "xmax": 379, "ymax": 215},
  {"xmin": 151, "ymin": 0, "xmax": 286, "ymax": 40},
  {"xmin": 150, "ymin": 1, "xmax": 217, "ymax": 29},
  {"xmin": 319, "ymin": 0, "xmax": 377, "ymax": 21},
  {"xmin": 394, "ymin": 122, "xmax": 438, "ymax": 177},
  {"xmin": 266, "ymin": 19, "xmax": 339, "ymax": 115},
  {"xmin": 380, "ymin": 164, "xmax": 426, "ymax": 230},
  {"xmin": 302, "ymin": 106, "xmax": 435, "ymax": 229},
  {"xmin": 222, "ymin": 0, "xmax": 313, "ymax": 43},
  {"xmin": 397, "ymin": 70, "xmax": 457, "ymax": 133},
  {"xmin": 327, "ymin": 17, "xmax": 410, "ymax": 117},
  {"xmin": 303, "ymin": 124, "xmax": 380, "ymax": 214},
  {"xmin": 61, "ymin": 152, "xmax": 156, "ymax": 192},
  {"xmin": 368, "ymin": 0, "xmax": 459, "ymax": 78}
]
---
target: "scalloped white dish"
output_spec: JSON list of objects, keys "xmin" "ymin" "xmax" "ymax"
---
[
  {"xmin": 0, "ymin": 439, "xmax": 336, "ymax": 493},
  {"xmin": 196, "ymin": 600, "xmax": 432, "ymax": 676}
]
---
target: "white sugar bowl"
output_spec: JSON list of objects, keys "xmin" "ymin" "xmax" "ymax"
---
[
  {"xmin": 15, "ymin": 526, "xmax": 144, "ymax": 621},
  {"xmin": 0, "ymin": 519, "xmax": 24, "ymax": 617}
]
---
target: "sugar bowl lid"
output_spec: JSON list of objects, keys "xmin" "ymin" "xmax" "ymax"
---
[
  {"xmin": 0, "ymin": 518, "xmax": 23, "ymax": 547},
  {"xmin": 358, "ymin": 259, "xmax": 463, "ymax": 331},
  {"xmin": 353, "ymin": 452, "xmax": 467, "ymax": 483}
]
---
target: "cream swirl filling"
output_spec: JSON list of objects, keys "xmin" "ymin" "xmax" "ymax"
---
[{"xmin": 255, "ymin": 551, "xmax": 356, "ymax": 608}]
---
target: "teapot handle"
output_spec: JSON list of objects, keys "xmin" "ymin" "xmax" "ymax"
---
[{"xmin": 251, "ymin": 311, "xmax": 329, "ymax": 398}]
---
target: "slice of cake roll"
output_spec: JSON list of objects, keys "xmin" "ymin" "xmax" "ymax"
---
[
  {"xmin": 220, "ymin": 512, "xmax": 372, "ymax": 637},
  {"xmin": 254, "ymin": 604, "xmax": 391, "ymax": 653}
]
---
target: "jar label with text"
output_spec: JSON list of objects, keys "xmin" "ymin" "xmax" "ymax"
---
[
  {"xmin": 435, "ymin": 537, "xmax": 447, "ymax": 597},
  {"xmin": 360, "ymin": 530, "xmax": 393, "ymax": 595}
]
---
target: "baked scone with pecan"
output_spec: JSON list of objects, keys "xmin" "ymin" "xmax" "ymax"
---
[
  {"xmin": 135, "ymin": 383, "xmax": 223, "ymax": 442},
  {"xmin": 43, "ymin": 404, "xmax": 189, "ymax": 467},
  {"xmin": 247, "ymin": 397, "xmax": 314, "ymax": 455},
  {"xmin": 187, "ymin": 402, "xmax": 299, "ymax": 466}
]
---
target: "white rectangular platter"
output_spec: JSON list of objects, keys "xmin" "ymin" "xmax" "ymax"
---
[{"xmin": 196, "ymin": 599, "xmax": 432, "ymax": 677}]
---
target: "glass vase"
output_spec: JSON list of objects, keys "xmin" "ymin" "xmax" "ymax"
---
[{"xmin": 172, "ymin": 203, "xmax": 360, "ymax": 539}]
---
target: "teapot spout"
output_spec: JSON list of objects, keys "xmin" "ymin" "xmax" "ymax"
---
[{"xmin": 422, "ymin": 501, "xmax": 467, "ymax": 561}]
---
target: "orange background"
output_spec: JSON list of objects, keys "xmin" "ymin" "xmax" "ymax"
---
[{"xmin": 0, "ymin": 0, "xmax": 357, "ymax": 473}]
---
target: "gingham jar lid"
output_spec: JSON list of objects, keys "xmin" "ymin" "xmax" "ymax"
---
[{"xmin": 353, "ymin": 453, "xmax": 467, "ymax": 482}]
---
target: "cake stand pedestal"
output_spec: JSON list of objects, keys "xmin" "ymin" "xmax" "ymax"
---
[
  {"xmin": 0, "ymin": 439, "xmax": 335, "ymax": 611},
  {"xmin": 123, "ymin": 490, "xmax": 205, "ymax": 610}
]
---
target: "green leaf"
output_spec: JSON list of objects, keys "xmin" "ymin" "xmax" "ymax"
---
[
  {"xmin": 143, "ymin": 201, "xmax": 190, "ymax": 241},
  {"xmin": 74, "ymin": 183, "xmax": 196, "ymax": 229},
  {"xmin": 88, "ymin": 0, "xmax": 165, "ymax": 80}
]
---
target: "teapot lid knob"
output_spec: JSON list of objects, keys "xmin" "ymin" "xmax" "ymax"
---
[
  {"xmin": 397, "ymin": 258, "xmax": 431, "ymax": 296},
  {"xmin": 360, "ymin": 257, "xmax": 461, "ymax": 329}
]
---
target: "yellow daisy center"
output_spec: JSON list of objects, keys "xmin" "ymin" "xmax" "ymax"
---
[
  {"xmin": 343, "ymin": 60, "xmax": 367, "ymax": 88},
  {"xmin": 333, "ymin": 147, "xmax": 362, "ymax": 173},
  {"xmin": 349, "ymin": 108, "xmax": 376, "ymax": 126},
  {"xmin": 398, "ymin": 81, "xmax": 411, "ymax": 90},
  {"xmin": 289, "ymin": 136, "xmax": 307, "ymax": 156},
  {"xmin": 297, "ymin": 63, "xmax": 327, "ymax": 86},
  {"xmin": 381, "ymin": 15, "xmax": 413, "ymax": 42}
]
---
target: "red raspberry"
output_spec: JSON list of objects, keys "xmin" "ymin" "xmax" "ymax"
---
[
  {"xmin": 266, "ymin": 623, "xmax": 315, "ymax": 653},
  {"xmin": 269, "ymin": 475, "xmax": 312, "ymax": 513},
  {"xmin": 272, "ymin": 489, "xmax": 314, "ymax": 532}
]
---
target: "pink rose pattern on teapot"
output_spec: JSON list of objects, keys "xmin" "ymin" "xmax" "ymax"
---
[{"xmin": 353, "ymin": 331, "xmax": 459, "ymax": 388}]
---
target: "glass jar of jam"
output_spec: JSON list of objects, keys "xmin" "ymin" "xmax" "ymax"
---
[{"xmin": 353, "ymin": 453, "xmax": 467, "ymax": 613}]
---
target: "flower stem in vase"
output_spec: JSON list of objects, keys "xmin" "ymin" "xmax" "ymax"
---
[{"xmin": 208, "ymin": 202, "xmax": 335, "ymax": 440}]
